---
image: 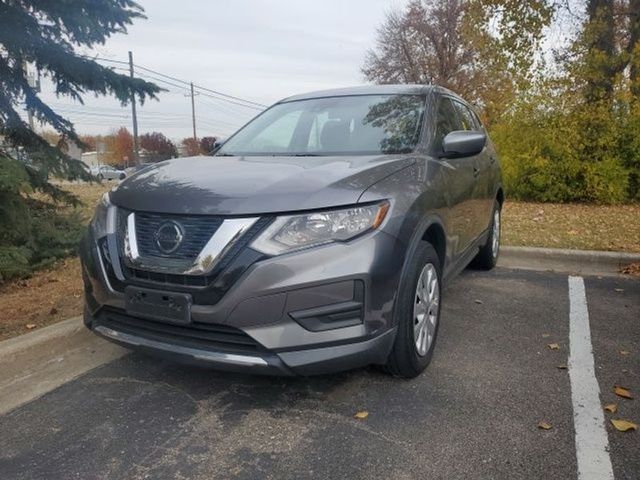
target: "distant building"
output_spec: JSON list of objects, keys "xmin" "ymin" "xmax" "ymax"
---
[{"xmin": 81, "ymin": 151, "xmax": 101, "ymax": 167}]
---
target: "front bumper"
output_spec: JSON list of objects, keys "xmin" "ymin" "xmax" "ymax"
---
[
  {"xmin": 85, "ymin": 307, "xmax": 397, "ymax": 375},
  {"xmin": 80, "ymin": 225, "xmax": 407, "ymax": 375}
]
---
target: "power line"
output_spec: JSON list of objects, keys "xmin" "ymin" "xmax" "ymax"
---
[
  {"xmin": 131, "ymin": 63, "xmax": 267, "ymax": 108},
  {"xmin": 84, "ymin": 54, "xmax": 267, "ymax": 110},
  {"xmin": 70, "ymin": 53, "xmax": 264, "ymax": 136}
]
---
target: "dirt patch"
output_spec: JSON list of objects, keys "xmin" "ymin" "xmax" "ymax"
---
[{"xmin": 0, "ymin": 255, "xmax": 84, "ymax": 340}]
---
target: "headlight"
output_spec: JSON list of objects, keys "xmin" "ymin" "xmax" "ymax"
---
[
  {"xmin": 91, "ymin": 192, "xmax": 116, "ymax": 239},
  {"xmin": 251, "ymin": 201, "xmax": 390, "ymax": 256}
]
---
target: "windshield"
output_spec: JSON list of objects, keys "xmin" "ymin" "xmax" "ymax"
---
[{"xmin": 218, "ymin": 94, "xmax": 426, "ymax": 156}]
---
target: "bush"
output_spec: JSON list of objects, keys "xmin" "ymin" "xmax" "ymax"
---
[{"xmin": 491, "ymin": 95, "xmax": 640, "ymax": 204}]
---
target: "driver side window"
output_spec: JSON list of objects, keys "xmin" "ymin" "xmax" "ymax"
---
[{"xmin": 433, "ymin": 97, "xmax": 461, "ymax": 153}]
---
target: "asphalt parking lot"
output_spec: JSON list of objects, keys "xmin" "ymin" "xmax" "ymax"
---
[{"xmin": 0, "ymin": 268, "xmax": 638, "ymax": 480}]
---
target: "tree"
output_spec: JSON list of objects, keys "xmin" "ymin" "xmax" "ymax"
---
[
  {"xmin": 630, "ymin": 0, "xmax": 640, "ymax": 97},
  {"xmin": 0, "ymin": 0, "xmax": 160, "ymax": 281},
  {"xmin": 78, "ymin": 134, "xmax": 98, "ymax": 152},
  {"xmin": 199, "ymin": 136, "xmax": 218, "ymax": 154},
  {"xmin": 140, "ymin": 131, "xmax": 177, "ymax": 161},
  {"xmin": 112, "ymin": 127, "xmax": 134, "ymax": 167},
  {"xmin": 181, "ymin": 137, "xmax": 202, "ymax": 156},
  {"xmin": 362, "ymin": 0, "xmax": 554, "ymax": 124}
]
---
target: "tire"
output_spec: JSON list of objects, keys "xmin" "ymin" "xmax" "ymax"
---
[
  {"xmin": 471, "ymin": 200, "xmax": 501, "ymax": 270},
  {"xmin": 385, "ymin": 242, "xmax": 442, "ymax": 378},
  {"xmin": 119, "ymin": 173, "xmax": 125, "ymax": 180}
]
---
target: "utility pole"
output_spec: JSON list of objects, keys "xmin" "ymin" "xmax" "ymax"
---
[
  {"xmin": 189, "ymin": 82, "xmax": 197, "ymax": 141},
  {"xmin": 128, "ymin": 51, "xmax": 139, "ymax": 165}
]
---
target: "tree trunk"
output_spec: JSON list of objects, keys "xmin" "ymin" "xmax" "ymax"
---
[{"xmin": 630, "ymin": 0, "xmax": 640, "ymax": 98}]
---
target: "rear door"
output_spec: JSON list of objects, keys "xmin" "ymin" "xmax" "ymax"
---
[
  {"xmin": 433, "ymin": 96, "xmax": 477, "ymax": 256},
  {"xmin": 452, "ymin": 100, "xmax": 493, "ymax": 237}
]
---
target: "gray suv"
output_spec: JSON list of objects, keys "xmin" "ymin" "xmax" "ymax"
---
[{"xmin": 81, "ymin": 85, "xmax": 503, "ymax": 377}]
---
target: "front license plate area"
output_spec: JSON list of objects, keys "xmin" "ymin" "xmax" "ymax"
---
[{"xmin": 125, "ymin": 286, "xmax": 192, "ymax": 325}]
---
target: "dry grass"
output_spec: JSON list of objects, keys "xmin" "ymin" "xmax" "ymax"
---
[
  {"xmin": 1, "ymin": 183, "xmax": 638, "ymax": 340},
  {"xmin": 50, "ymin": 180, "xmax": 113, "ymax": 222},
  {"xmin": 502, "ymin": 201, "xmax": 640, "ymax": 253}
]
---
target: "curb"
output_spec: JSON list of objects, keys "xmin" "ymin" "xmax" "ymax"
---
[
  {"xmin": 499, "ymin": 246, "xmax": 640, "ymax": 276},
  {"xmin": 0, "ymin": 317, "xmax": 126, "ymax": 415}
]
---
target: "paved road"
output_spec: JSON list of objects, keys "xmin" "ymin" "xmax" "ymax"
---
[{"xmin": 0, "ymin": 268, "xmax": 638, "ymax": 480}]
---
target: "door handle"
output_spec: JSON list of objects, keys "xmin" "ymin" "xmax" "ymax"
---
[{"xmin": 473, "ymin": 166, "xmax": 480, "ymax": 178}]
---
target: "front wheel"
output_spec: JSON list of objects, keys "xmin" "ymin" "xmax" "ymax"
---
[
  {"xmin": 471, "ymin": 201, "xmax": 501, "ymax": 270},
  {"xmin": 385, "ymin": 242, "xmax": 442, "ymax": 378}
]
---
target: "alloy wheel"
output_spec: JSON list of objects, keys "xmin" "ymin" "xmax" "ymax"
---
[{"xmin": 413, "ymin": 263, "xmax": 439, "ymax": 356}]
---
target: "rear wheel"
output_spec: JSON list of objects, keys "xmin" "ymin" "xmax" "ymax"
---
[
  {"xmin": 472, "ymin": 201, "xmax": 501, "ymax": 270},
  {"xmin": 385, "ymin": 242, "xmax": 442, "ymax": 378}
]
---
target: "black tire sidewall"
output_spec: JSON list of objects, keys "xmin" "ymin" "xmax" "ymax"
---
[
  {"xmin": 473, "ymin": 201, "xmax": 501, "ymax": 270},
  {"xmin": 389, "ymin": 242, "xmax": 443, "ymax": 376}
]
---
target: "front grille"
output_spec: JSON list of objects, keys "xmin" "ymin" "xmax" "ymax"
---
[
  {"xmin": 135, "ymin": 212, "xmax": 223, "ymax": 259},
  {"xmin": 96, "ymin": 308, "xmax": 265, "ymax": 354}
]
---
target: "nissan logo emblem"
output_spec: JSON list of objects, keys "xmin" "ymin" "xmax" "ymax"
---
[{"xmin": 154, "ymin": 221, "xmax": 184, "ymax": 254}]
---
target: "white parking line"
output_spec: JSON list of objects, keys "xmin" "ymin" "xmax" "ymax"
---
[{"xmin": 568, "ymin": 276, "xmax": 614, "ymax": 480}]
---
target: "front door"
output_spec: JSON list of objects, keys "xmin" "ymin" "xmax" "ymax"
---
[
  {"xmin": 452, "ymin": 99, "xmax": 494, "ymax": 237},
  {"xmin": 433, "ymin": 96, "xmax": 478, "ymax": 257}
]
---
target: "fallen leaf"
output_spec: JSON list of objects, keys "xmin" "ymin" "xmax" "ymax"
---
[
  {"xmin": 604, "ymin": 404, "xmax": 617, "ymax": 413},
  {"xmin": 610, "ymin": 419, "xmax": 637, "ymax": 432},
  {"xmin": 547, "ymin": 343, "xmax": 560, "ymax": 350},
  {"xmin": 25, "ymin": 324, "xmax": 37, "ymax": 330},
  {"xmin": 474, "ymin": 299, "xmax": 483, "ymax": 304},
  {"xmin": 538, "ymin": 421, "xmax": 552, "ymax": 430},
  {"xmin": 542, "ymin": 333, "xmax": 551, "ymax": 338},
  {"xmin": 354, "ymin": 411, "xmax": 369, "ymax": 420},
  {"xmin": 614, "ymin": 386, "xmax": 633, "ymax": 400},
  {"xmin": 620, "ymin": 350, "xmax": 630, "ymax": 356},
  {"xmin": 556, "ymin": 365, "xmax": 568, "ymax": 370},
  {"xmin": 49, "ymin": 307, "xmax": 58, "ymax": 315}
]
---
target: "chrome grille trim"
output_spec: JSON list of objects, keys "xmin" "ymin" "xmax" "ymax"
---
[{"xmin": 122, "ymin": 214, "xmax": 259, "ymax": 276}]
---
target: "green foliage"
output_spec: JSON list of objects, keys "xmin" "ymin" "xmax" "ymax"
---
[
  {"xmin": 491, "ymin": 90, "xmax": 639, "ymax": 203},
  {"xmin": 0, "ymin": 152, "xmax": 88, "ymax": 281},
  {"xmin": 0, "ymin": 0, "xmax": 160, "ymax": 282}
]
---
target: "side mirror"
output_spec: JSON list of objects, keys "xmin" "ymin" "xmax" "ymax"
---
[
  {"xmin": 211, "ymin": 139, "xmax": 226, "ymax": 155},
  {"xmin": 441, "ymin": 131, "xmax": 486, "ymax": 158}
]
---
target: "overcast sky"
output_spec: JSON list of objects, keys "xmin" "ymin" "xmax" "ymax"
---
[{"xmin": 35, "ymin": 0, "xmax": 406, "ymax": 140}]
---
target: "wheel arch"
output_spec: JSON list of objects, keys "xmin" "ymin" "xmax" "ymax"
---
[
  {"xmin": 496, "ymin": 187, "xmax": 505, "ymax": 207},
  {"xmin": 421, "ymin": 222, "xmax": 446, "ymax": 271}
]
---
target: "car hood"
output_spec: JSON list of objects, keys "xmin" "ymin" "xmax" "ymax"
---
[{"xmin": 110, "ymin": 155, "xmax": 415, "ymax": 215}]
